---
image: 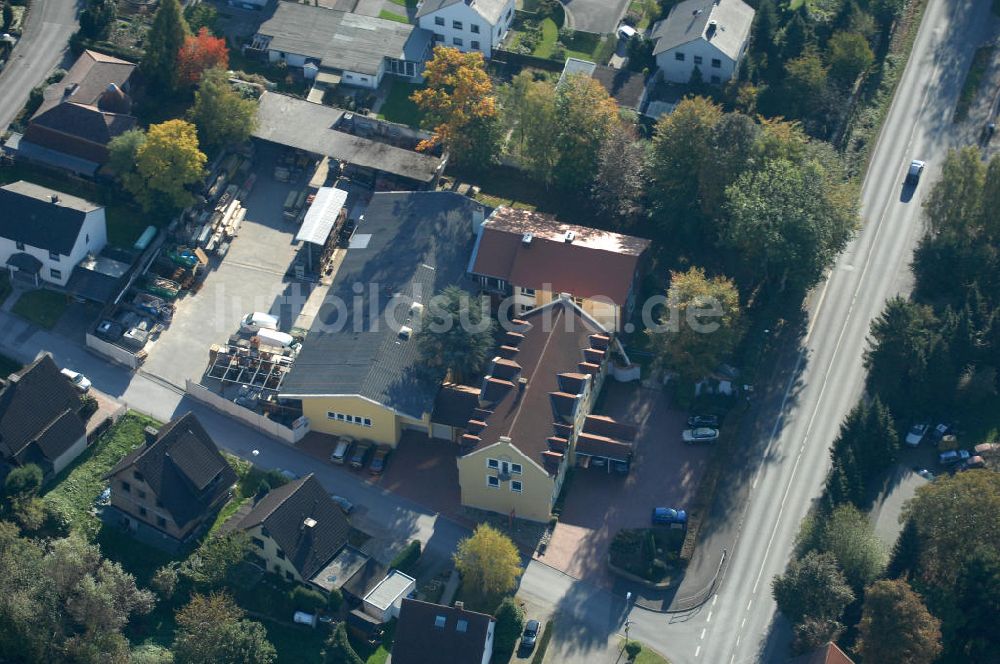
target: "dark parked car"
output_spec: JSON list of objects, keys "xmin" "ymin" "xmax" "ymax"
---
[
  {"xmin": 687, "ymin": 414, "xmax": 719, "ymax": 428},
  {"xmin": 519, "ymin": 619, "xmax": 540, "ymax": 653},
  {"xmin": 938, "ymin": 449, "xmax": 970, "ymax": 466},
  {"xmin": 350, "ymin": 440, "xmax": 374, "ymax": 468},
  {"xmin": 369, "ymin": 446, "xmax": 390, "ymax": 474},
  {"xmin": 905, "ymin": 159, "xmax": 925, "ymax": 185},
  {"xmin": 651, "ymin": 507, "xmax": 688, "ymax": 526}
]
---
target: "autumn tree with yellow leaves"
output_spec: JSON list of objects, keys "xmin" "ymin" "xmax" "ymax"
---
[
  {"xmin": 109, "ymin": 119, "xmax": 207, "ymax": 212},
  {"xmin": 411, "ymin": 47, "xmax": 502, "ymax": 170}
]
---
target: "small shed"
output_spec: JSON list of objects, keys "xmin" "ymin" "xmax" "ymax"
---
[{"xmin": 362, "ymin": 570, "xmax": 416, "ymax": 623}]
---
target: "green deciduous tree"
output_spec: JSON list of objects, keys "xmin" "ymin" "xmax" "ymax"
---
[
  {"xmin": 901, "ymin": 471, "xmax": 1000, "ymax": 591},
  {"xmin": 858, "ymin": 579, "xmax": 942, "ymax": 664},
  {"xmin": 948, "ymin": 546, "xmax": 1000, "ymax": 662},
  {"xmin": 454, "ymin": 524, "xmax": 522, "ymax": 599},
  {"xmin": 79, "ymin": 0, "xmax": 117, "ymax": 40},
  {"xmin": 772, "ymin": 550, "xmax": 854, "ymax": 625},
  {"xmin": 416, "ymin": 286, "xmax": 496, "ymax": 383},
  {"xmin": 923, "ymin": 147, "xmax": 986, "ymax": 240},
  {"xmin": 493, "ymin": 596, "xmax": 525, "ymax": 654},
  {"xmin": 173, "ymin": 593, "xmax": 276, "ymax": 664},
  {"xmin": 142, "ymin": 0, "xmax": 190, "ymax": 92},
  {"xmin": 504, "ymin": 74, "xmax": 559, "ymax": 184},
  {"xmin": 552, "ymin": 74, "xmax": 620, "ymax": 192},
  {"xmin": 323, "ymin": 622, "xmax": 364, "ymax": 664},
  {"xmin": 591, "ymin": 118, "xmax": 646, "ymax": 224},
  {"xmin": 647, "ymin": 267, "xmax": 743, "ymax": 386},
  {"xmin": 3, "ymin": 463, "xmax": 42, "ymax": 497},
  {"xmin": 828, "ymin": 31, "xmax": 875, "ymax": 85},
  {"xmin": 190, "ymin": 68, "xmax": 258, "ymax": 151},
  {"xmin": 815, "ymin": 503, "xmax": 887, "ymax": 591},
  {"xmin": 180, "ymin": 531, "xmax": 249, "ymax": 590},
  {"xmin": 722, "ymin": 156, "xmax": 857, "ymax": 293}
]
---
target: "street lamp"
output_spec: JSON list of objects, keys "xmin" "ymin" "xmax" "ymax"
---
[{"xmin": 623, "ymin": 618, "xmax": 635, "ymax": 652}]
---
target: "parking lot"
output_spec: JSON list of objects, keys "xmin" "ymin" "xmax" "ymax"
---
[
  {"xmin": 140, "ymin": 144, "xmax": 319, "ymax": 388},
  {"xmin": 538, "ymin": 382, "xmax": 711, "ymax": 585}
]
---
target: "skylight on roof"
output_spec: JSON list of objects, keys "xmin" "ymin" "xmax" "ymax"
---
[{"xmin": 434, "ymin": 615, "xmax": 446, "ymax": 628}]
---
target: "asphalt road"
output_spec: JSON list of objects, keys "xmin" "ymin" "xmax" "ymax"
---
[
  {"xmin": 643, "ymin": 1, "xmax": 995, "ymax": 663},
  {"xmin": 0, "ymin": 0, "xmax": 79, "ymax": 133}
]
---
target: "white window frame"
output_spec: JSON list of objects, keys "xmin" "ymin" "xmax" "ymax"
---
[
  {"xmin": 511, "ymin": 480, "xmax": 523, "ymax": 493},
  {"xmin": 520, "ymin": 287, "xmax": 535, "ymax": 297},
  {"xmin": 511, "ymin": 463, "xmax": 522, "ymax": 475},
  {"xmin": 487, "ymin": 475, "xmax": 500, "ymax": 488},
  {"xmin": 487, "ymin": 458, "xmax": 499, "ymax": 469}
]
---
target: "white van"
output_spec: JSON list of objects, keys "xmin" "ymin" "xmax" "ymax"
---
[
  {"xmin": 330, "ymin": 437, "xmax": 352, "ymax": 464},
  {"xmin": 256, "ymin": 328, "xmax": 295, "ymax": 349},
  {"xmin": 241, "ymin": 312, "xmax": 279, "ymax": 333}
]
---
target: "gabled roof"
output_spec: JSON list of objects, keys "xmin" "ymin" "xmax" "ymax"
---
[
  {"xmin": 650, "ymin": 0, "xmax": 755, "ymax": 61},
  {"xmin": 460, "ymin": 300, "xmax": 610, "ymax": 473},
  {"xmin": 416, "ymin": 0, "xmax": 509, "ymax": 25},
  {"xmin": 469, "ymin": 207, "xmax": 650, "ymax": 307},
  {"xmin": 29, "ymin": 50, "xmax": 137, "ymax": 148},
  {"xmin": 232, "ymin": 474, "xmax": 350, "ymax": 582},
  {"xmin": 392, "ymin": 598, "xmax": 495, "ymax": 664},
  {"xmin": 256, "ymin": 2, "xmax": 428, "ymax": 76},
  {"xmin": 109, "ymin": 413, "xmax": 236, "ymax": 528},
  {"xmin": 0, "ymin": 355, "xmax": 85, "ymax": 466},
  {"xmin": 280, "ymin": 192, "xmax": 483, "ymax": 419},
  {"xmin": 0, "ymin": 181, "xmax": 100, "ymax": 255},
  {"xmin": 787, "ymin": 642, "xmax": 855, "ymax": 664}
]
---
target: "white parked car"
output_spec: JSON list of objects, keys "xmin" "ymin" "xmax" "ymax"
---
[
  {"xmin": 905, "ymin": 423, "xmax": 929, "ymax": 447},
  {"xmin": 60, "ymin": 368, "xmax": 92, "ymax": 393},
  {"xmin": 683, "ymin": 427, "xmax": 719, "ymax": 444}
]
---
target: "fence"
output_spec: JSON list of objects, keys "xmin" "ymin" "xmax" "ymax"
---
[
  {"xmin": 86, "ymin": 333, "xmax": 142, "ymax": 369},
  {"xmin": 491, "ymin": 49, "xmax": 566, "ymax": 73},
  {"xmin": 184, "ymin": 380, "xmax": 309, "ymax": 445}
]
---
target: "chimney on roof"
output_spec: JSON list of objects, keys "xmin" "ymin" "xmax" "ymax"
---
[
  {"xmin": 144, "ymin": 425, "xmax": 160, "ymax": 444},
  {"xmin": 454, "ymin": 601, "xmax": 464, "ymax": 610},
  {"xmin": 303, "ymin": 517, "xmax": 317, "ymax": 529},
  {"xmin": 521, "ymin": 232, "xmax": 533, "ymax": 246},
  {"xmin": 706, "ymin": 20, "xmax": 717, "ymax": 38},
  {"xmin": 50, "ymin": 194, "xmax": 60, "ymax": 204},
  {"xmin": 564, "ymin": 231, "xmax": 576, "ymax": 243}
]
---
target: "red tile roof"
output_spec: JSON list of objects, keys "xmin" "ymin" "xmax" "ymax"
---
[
  {"xmin": 461, "ymin": 300, "xmax": 607, "ymax": 473},
  {"xmin": 787, "ymin": 643, "xmax": 856, "ymax": 664},
  {"xmin": 470, "ymin": 208, "xmax": 651, "ymax": 306}
]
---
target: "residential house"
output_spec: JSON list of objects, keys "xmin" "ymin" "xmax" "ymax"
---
[
  {"xmin": 416, "ymin": 0, "xmax": 515, "ymax": 59},
  {"xmin": 104, "ymin": 413, "xmax": 237, "ymax": 549},
  {"xmin": 467, "ymin": 207, "xmax": 651, "ymax": 333},
  {"xmin": 253, "ymin": 92, "xmax": 447, "ymax": 190},
  {"xmin": 0, "ymin": 355, "xmax": 88, "ymax": 479},
  {"xmin": 788, "ymin": 642, "xmax": 856, "ymax": 664},
  {"xmin": 559, "ymin": 58, "xmax": 648, "ymax": 112},
  {"xmin": 18, "ymin": 50, "xmax": 137, "ymax": 175},
  {"xmin": 392, "ymin": 598, "xmax": 496, "ymax": 664},
  {"xmin": 249, "ymin": 2, "xmax": 432, "ymax": 89},
  {"xmin": 456, "ymin": 298, "xmax": 633, "ymax": 522},
  {"xmin": 280, "ymin": 192, "xmax": 485, "ymax": 445},
  {"xmin": 650, "ymin": 0, "xmax": 755, "ymax": 84},
  {"xmin": 229, "ymin": 473, "xmax": 349, "ymax": 583},
  {"xmin": 0, "ymin": 181, "xmax": 107, "ymax": 288}
]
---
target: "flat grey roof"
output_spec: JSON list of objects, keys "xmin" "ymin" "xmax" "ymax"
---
[
  {"xmin": 280, "ymin": 192, "xmax": 484, "ymax": 420},
  {"xmin": 364, "ymin": 570, "xmax": 415, "ymax": 611},
  {"xmin": 253, "ymin": 93, "xmax": 444, "ymax": 183},
  {"xmin": 257, "ymin": 2, "xmax": 426, "ymax": 76}
]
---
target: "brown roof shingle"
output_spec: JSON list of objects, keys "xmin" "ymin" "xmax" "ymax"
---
[{"xmin": 470, "ymin": 208, "xmax": 651, "ymax": 307}]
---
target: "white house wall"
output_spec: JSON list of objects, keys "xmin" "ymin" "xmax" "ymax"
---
[
  {"xmin": 1, "ymin": 207, "xmax": 107, "ymax": 287},
  {"xmin": 418, "ymin": 0, "xmax": 516, "ymax": 59},
  {"xmin": 655, "ymin": 39, "xmax": 737, "ymax": 84}
]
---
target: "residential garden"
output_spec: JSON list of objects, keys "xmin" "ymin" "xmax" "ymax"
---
[
  {"xmin": 504, "ymin": 3, "xmax": 616, "ymax": 64},
  {"xmin": 609, "ymin": 527, "xmax": 686, "ymax": 583}
]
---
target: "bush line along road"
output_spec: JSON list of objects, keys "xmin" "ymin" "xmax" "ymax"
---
[{"xmin": 603, "ymin": 0, "xmax": 994, "ymax": 662}]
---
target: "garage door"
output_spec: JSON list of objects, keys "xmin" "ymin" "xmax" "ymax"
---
[{"xmin": 431, "ymin": 422, "xmax": 453, "ymax": 441}]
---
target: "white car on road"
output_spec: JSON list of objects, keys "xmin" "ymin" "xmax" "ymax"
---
[
  {"xmin": 683, "ymin": 427, "xmax": 719, "ymax": 444},
  {"xmin": 60, "ymin": 368, "xmax": 91, "ymax": 393}
]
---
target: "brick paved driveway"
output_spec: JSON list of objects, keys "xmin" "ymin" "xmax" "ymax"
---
[{"xmin": 536, "ymin": 382, "xmax": 710, "ymax": 585}]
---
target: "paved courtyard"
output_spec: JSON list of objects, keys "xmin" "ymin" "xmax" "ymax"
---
[
  {"xmin": 140, "ymin": 144, "xmax": 315, "ymax": 388},
  {"xmin": 536, "ymin": 382, "xmax": 711, "ymax": 585}
]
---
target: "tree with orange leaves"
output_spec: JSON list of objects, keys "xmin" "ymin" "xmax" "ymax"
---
[
  {"xmin": 411, "ymin": 46, "xmax": 502, "ymax": 169},
  {"xmin": 177, "ymin": 27, "xmax": 229, "ymax": 87}
]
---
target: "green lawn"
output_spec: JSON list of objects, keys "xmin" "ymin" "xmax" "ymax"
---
[
  {"xmin": 620, "ymin": 640, "xmax": 671, "ymax": 664},
  {"xmin": 12, "ymin": 289, "xmax": 69, "ymax": 329},
  {"xmin": 262, "ymin": 619, "xmax": 328, "ymax": 664},
  {"xmin": 44, "ymin": 412, "xmax": 162, "ymax": 539},
  {"xmin": 106, "ymin": 203, "xmax": 152, "ymax": 248},
  {"xmin": 376, "ymin": 81, "xmax": 426, "ymax": 128},
  {"xmin": 350, "ymin": 619, "xmax": 395, "ymax": 664},
  {"xmin": 534, "ymin": 18, "xmax": 559, "ymax": 58},
  {"xmin": 378, "ymin": 9, "xmax": 409, "ymax": 23}
]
